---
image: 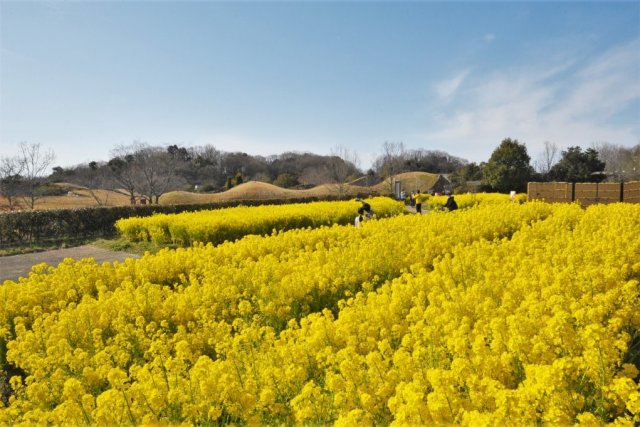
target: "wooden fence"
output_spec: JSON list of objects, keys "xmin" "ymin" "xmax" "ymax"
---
[{"xmin": 528, "ymin": 181, "xmax": 640, "ymax": 205}]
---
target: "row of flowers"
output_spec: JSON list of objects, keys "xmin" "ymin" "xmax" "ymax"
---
[
  {"xmin": 114, "ymin": 193, "xmax": 526, "ymax": 247},
  {"xmin": 115, "ymin": 197, "xmax": 405, "ymax": 246}
]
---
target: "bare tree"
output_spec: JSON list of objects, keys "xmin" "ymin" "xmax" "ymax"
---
[
  {"xmin": 374, "ymin": 141, "xmax": 406, "ymax": 193},
  {"xmin": 84, "ymin": 161, "xmax": 111, "ymax": 205},
  {"xmin": 0, "ymin": 155, "xmax": 23, "ymax": 210},
  {"xmin": 17, "ymin": 142, "xmax": 55, "ymax": 209},
  {"xmin": 136, "ymin": 145, "xmax": 188, "ymax": 203},
  {"xmin": 299, "ymin": 165, "xmax": 331, "ymax": 186},
  {"xmin": 189, "ymin": 144, "xmax": 223, "ymax": 187},
  {"xmin": 328, "ymin": 145, "xmax": 360, "ymax": 196},
  {"xmin": 533, "ymin": 141, "xmax": 559, "ymax": 178},
  {"xmin": 593, "ymin": 142, "xmax": 640, "ymax": 181},
  {"xmin": 630, "ymin": 144, "xmax": 640, "ymax": 180},
  {"xmin": 109, "ymin": 144, "xmax": 143, "ymax": 205}
]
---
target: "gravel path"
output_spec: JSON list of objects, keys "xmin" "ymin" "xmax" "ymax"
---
[{"xmin": 1, "ymin": 245, "xmax": 141, "ymax": 283}]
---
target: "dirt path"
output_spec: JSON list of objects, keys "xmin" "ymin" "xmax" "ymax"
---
[{"xmin": 0, "ymin": 245, "xmax": 141, "ymax": 283}]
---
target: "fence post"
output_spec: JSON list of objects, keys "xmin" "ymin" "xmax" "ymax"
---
[
  {"xmin": 571, "ymin": 182, "xmax": 576, "ymax": 202},
  {"xmin": 620, "ymin": 181, "xmax": 624, "ymax": 202}
]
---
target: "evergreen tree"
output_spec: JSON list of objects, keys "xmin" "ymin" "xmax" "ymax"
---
[
  {"xmin": 549, "ymin": 146, "xmax": 606, "ymax": 182},
  {"xmin": 482, "ymin": 138, "xmax": 533, "ymax": 192}
]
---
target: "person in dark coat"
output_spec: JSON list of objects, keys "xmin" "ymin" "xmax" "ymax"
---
[
  {"xmin": 357, "ymin": 198, "xmax": 375, "ymax": 219},
  {"xmin": 444, "ymin": 194, "xmax": 458, "ymax": 211},
  {"xmin": 355, "ymin": 207, "xmax": 365, "ymax": 227}
]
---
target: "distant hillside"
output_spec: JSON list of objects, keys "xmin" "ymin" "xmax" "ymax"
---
[
  {"xmin": 349, "ymin": 175, "xmax": 384, "ymax": 187},
  {"xmin": 1, "ymin": 174, "xmax": 436, "ymax": 211},
  {"xmin": 0, "ymin": 183, "xmax": 132, "ymax": 211},
  {"xmin": 159, "ymin": 181, "xmax": 378, "ymax": 205}
]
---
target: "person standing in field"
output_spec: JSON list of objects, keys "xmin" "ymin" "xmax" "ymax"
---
[
  {"xmin": 357, "ymin": 198, "xmax": 375, "ymax": 219},
  {"xmin": 414, "ymin": 190, "xmax": 428, "ymax": 214},
  {"xmin": 355, "ymin": 207, "xmax": 365, "ymax": 227}
]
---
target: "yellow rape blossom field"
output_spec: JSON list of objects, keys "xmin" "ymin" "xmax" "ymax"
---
[
  {"xmin": 0, "ymin": 201, "xmax": 638, "ymax": 425},
  {"xmin": 115, "ymin": 197, "xmax": 405, "ymax": 246},
  {"xmin": 426, "ymin": 192, "xmax": 528, "ymax": 210}
]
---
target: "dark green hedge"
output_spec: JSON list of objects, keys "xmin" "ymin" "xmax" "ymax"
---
[{"xmin": 0, "ymin": 195, "xmax": 361, "ymax": 247}]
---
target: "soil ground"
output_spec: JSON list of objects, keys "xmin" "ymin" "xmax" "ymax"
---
[{"xmin": 0, "ymin": 244, "xmax": 140, "ymax": 283}]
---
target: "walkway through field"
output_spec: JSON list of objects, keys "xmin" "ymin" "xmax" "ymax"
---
[{"xmin": 0, "ymin": 245, "xmax": 141, "ymax": 283}]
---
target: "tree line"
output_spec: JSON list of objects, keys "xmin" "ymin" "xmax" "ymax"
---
[
  {"xmin": 1, "ymin": 139, "xmax": 638, "ymax": 209},
  {"xmin": 451, "ymin": 139, "xmax": 639, "ymax": 193},
  {"xmin": 369, "ymin": 139, "xmax": 638, "ymax": 194}
]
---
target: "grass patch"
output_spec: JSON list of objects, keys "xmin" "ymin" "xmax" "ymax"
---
[
  {"xmin": 0, "ymin": 238, "xmax": 96, "ymax": 257},
  {"xmin": 0, "ymin": 245, "xmax": 49, "ymax": 257},
  {"xmin": 0, "ymin": 237, "xmax": 172, "ymax": 257},
  {"xmin": 91, "ymin": 238, "xmax": 173, "ymax": 255}
]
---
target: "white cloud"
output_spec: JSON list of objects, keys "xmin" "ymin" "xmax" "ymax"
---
[
  {"xmin": 434, "ymin": 69, "xmax": 470, "ymax": 103},
  {"xmin": 551, "ymin": 38, "xmax": 640, "ymax": 122},
  {"xmin": 422, "ymin": 38, "xmax": 640, "ymax": 162}
]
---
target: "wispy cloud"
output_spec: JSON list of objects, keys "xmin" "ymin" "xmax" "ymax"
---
[
  {"xmin": 483, "ymin": 33, "xmax": 496, "ymax": 43},
  {"xmin": 434, "ymin": 69, "xmax": 470, "ymax": 103},
  {"xmin": 552, "ymin": 38, "xmax": 640, "ymax": 122},
  {"xmin": 423, "ymin": 38, "xmax": 640, "ymax": 162}
]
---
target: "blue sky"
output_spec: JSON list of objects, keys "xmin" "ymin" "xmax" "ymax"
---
[{"xmin": 1, "ymin": 1, "xmax": 639, "ymax": 170}]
